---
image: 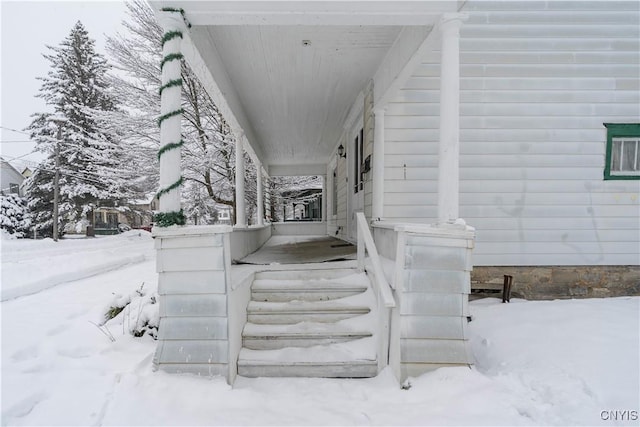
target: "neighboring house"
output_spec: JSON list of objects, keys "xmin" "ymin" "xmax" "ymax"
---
[
  {"xmin": 92, "ymin": 196, "xmax": 159, "ymax": 234},
  {"xmin": 0, "ymin": 158, "xmax": 25, "ymax": 196},
  {"xmin": 216, "ymin": 205, "xmax": 232, "ymax": 225},
  {"xmin": 91, "ymin": 206, "xmax": 124, "ymax": 235},
  {"xmin": 70, "ymin": 196, "xmax": 158, "ymax": 235},
  {"xmin": 68, "ymin": 204, "xmax": 127, "ymax": 235},
  {"xmin": 129, "ymin": 194, "xmax": 158, "ymax": 229},
  {"xmin": 281, "ymin": 188, "xmax": 323, "ymax": 221},
  {"xmin": 148, "ymin": 1, "xmax": 639, "ymax": 383}
]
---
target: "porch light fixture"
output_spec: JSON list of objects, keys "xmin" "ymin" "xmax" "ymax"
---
[{"xmin": 337, "ymin": 144, "xmax": 346, "ymax": 158}]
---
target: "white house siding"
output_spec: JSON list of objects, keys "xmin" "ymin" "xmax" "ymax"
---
[{"xmin": 383, "ymin": 1, "xmax": 640, "ymax": 266}]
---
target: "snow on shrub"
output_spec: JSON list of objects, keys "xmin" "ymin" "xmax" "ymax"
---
[{"xmin": 103, "ymin": 283, "xmax": 159, "ymax": 339}]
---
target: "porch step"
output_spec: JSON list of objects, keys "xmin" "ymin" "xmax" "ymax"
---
[
  {"xmin": 247, "ymin": 300, "xmax": 370, "ymax": 324},
  {"xmin": 254, "ymin": 268, "xmax": 356, "ymax": 281},
  {"xmin": 243, "ymin": 326, "xmax": 373, "ymax": 350},
  {"xmin": 251, "ymin": 279, "xmax": 367, "ymax": 302},
  {"xmin": 238, "ymin": 268, "xmax": 378, "ymax": 378},
  {"xmin": 238, "ymin": 337, "xmax": 377, "ymax": 378},
  {"xmin": 237, "ymin": 361, "xmax": 378, "ymax": 378},
  {"xmin": 251, "ymin": 271, "xmax": 369, "ymax": 302}
]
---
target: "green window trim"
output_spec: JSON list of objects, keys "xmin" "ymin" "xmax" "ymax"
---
[{"xmin": 603, "ymin": 123, "xmax": 640, "ymax": 180}]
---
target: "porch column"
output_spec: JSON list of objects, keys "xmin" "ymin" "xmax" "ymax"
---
[
  {"xmin": 321, "ymin": 175, "xmax": 327, "ymax": 221},
  {"xmin": 437, "ymin": 13, "xmax": 467, "ymax": 224},
  {"xmin": 235, "ymin": 132, "xmax": 246, "ymax": 228},
  {"xmin": 372, "ymin": 108, "xmax": 386, "ymax": 220},
  {"xmin": 256, "ymin": 162, "xmax": 264, "ymax": 226},
  {"xmin": 157, "ymin": 11, "xmax": 185, "ymax": 216},
  {"xmin": 264, "ymin": 171, "xmax": 271, "ymax": 222}
]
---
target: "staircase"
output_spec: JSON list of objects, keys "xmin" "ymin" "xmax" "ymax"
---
[{"xmin": 237, "ymin": 268, "xmax": 379, "ymax": 378}]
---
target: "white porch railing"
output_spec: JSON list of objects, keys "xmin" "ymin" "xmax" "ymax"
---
[{"xmin": 356, "ymin": 212, "xmax": 396, "ymax": 370}]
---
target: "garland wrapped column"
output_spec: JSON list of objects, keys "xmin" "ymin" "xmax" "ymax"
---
[{"xmin": 156, "ymin": 9, "xmax": 186, "ymax": 227}]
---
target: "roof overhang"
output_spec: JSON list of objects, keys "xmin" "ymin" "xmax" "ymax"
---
[
  {"xmin": 161, "ymin": 1, "xmax": 460, "ymax": 26},
  {"xmin": 150, "ymin": 1, "xmax": 459, "ymax": 173}
]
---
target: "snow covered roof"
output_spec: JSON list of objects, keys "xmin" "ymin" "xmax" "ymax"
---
[{"xmin": 1, "ymin": 157, "xmax": 24, "ymax": 179}]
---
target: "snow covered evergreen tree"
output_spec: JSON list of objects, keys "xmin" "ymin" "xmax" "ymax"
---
[
  {"xmin": 25, "ymin": 21, "xmax": 133, "ymax": 234},
  {"xmin": 182, "ymin": 181, "xmax": 218, "ymax": 225},
  {"xmin": 0, "ymin": 193, "xmax": 31, "ymax": 238}
]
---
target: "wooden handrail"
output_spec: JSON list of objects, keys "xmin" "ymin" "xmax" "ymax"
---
[{"xmin": 356, "ymin": 212, "xmax": 396, "ymax": 308}]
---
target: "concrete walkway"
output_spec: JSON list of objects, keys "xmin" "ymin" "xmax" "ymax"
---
[{"xmin": 239, "ymin": 235, "xmax": 356, "ymax": 265}]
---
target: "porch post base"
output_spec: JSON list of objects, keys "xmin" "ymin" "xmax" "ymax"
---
[
  {"xmin": 393, "ymin": 222, "xmax": 476, "ymax": 381},
  {"xmin": 152, "ymin": 225, "xmax": 234, "ymax": 381}
]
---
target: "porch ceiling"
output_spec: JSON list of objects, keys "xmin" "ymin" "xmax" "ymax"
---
[
  {"xmin": 192, "ymin": 25, "xmax": 402, "ymax": 167},
  {"xmin": 152, "ymin": 1, "xmax": 458, "ymax": 171}
]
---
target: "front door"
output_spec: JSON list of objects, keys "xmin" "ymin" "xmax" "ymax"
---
[{"xmin": 348, "ymin": 123, "xmax": 365, "ymax": 242}]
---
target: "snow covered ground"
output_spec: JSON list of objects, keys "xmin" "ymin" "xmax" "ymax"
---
[
  {"xmin": 1, "ymin": 234, "xmax": 638, "ymax": 426},
  {"xmin": 1, "ymin": 231, "xmax": 153, "ymax": 301}
]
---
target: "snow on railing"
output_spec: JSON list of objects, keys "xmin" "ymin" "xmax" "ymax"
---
[
  {"xmin": 356, "ymin": 212, "xmax": 395, "ymax": 308},
  {"xmin": 356, "ymin": 211, "xmax": 396, "ymax": 370}
]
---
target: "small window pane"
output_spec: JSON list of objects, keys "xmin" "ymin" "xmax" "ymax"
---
[
  {"xmin": 107, "ymin": 213, "xmax": 118, "ymax": 227},
  {"xmin": 622, "ymin": 140, "xmax": 637, "ymax": 171},
  {"xmin": 611, "ymin": 139, "xmax": 622, "ymax": 171},
  {"xmin": 636, "ymin": 141, "xmax": 640, "ymax": 171}
]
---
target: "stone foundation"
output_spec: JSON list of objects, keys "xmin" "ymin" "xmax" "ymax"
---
[{"xmin": 471, "ymin": 266, "xmax": 640, "ymax": 300}]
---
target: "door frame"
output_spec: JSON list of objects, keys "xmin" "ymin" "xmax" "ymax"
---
[{"xmin": 347, "ymin": 116, "xmax": 365, "ymax": 242}]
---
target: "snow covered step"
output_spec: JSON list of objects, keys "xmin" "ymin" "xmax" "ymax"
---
[
  {"xmin": 238, "ymin": 268, "xmax": 378, "ymax": 378},
  {"xmin": 254, "ymin": 268, "xmax": 356, "ymax": 281},
  {"xmin": 243, "ymin": 328, "xmax": 373, "ymax": 350},
  {"xmin": 238, "ymin": 337, "xmax": 377, "ymax": 378},
  {"xmin": 247, "ymin": 300, "xmax": 370, "ymax": 324},
  {"xmin": 251, "ymin": 281, "xmax": 368, "ymax": 302},
  {"xmin": 251, "ymin": 272, "xmax": 370, "ymax": 303},
  {"xmin": 238, "ymin": 360, "xmax": 378, "ymax": 378}
]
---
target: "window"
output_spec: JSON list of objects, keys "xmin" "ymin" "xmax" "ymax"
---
[
  {"xmin": 332, "ymin": 167, "xmax": 338, "ymax": 216},
  {"xmin": 353, "ymin": 128, "xmax": 364, "ymax": 193},
  {"xmin": 604, "ymin": 123, "xmax": 640, "ymax": 180},
  {"xmin": 9, "ymin": 183, "xmax": 19, "ymax": 194}
]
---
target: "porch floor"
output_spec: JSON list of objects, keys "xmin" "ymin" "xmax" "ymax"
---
[{"xmin": 239, "ymin": 235, "xmax": 356, "ymax": 265}]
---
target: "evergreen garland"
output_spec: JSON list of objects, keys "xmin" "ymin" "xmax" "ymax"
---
[
  {"xmin": 160, "ymin": 52, "xmax": 184, "ymax": 70},
  {"xmin": 161, "ymin": 30, "xmax": 183, "ymax": 47},
  {"xmin": 157, "ymin": 108, "xmax": 184, "ymax": 126},
  {"xmin": 156, "ymin": 9, "xmax": 186, "ymax": 227},
  {"xmin": 156, "ymin": 176, "xmax": 184, "ymax": 199},
  {"xmin": 159, "ymin": 78, "xmax": 182, "ymax": 95},
  {"xmin": 157, "ymin": 139, "xmax": 185, "ymax": 160},
  {"xmin": 154, "ymin": 210, "xmax": 186, "ymax": 227},
  {"xmin": 159, "ymin": 7, "xmax": 191, "ymax": 28}
]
